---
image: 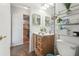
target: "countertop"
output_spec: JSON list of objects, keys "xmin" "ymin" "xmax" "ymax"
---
[{"xmin": 33, "ymin": 32, "xmax": 54, "ymax": 36}]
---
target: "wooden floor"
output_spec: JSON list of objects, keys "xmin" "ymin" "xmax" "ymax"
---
[{"xmin": 10, "ymin": 43, "xmax": 36, "ymax": 56}]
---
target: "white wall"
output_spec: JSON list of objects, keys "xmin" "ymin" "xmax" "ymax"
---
[
  {"xmin": 11, "ymin": 6, "xmax": 30, "ymax": 46},
  {"xmin": 0, "ymin": 3, "xmax": 11, "ymax": 56}
]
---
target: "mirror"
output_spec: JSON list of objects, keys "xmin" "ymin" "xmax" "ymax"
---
[
  {"xmin": 45, "ymin": 16, "xmax": 51, "ymax": 27},
  {"xmin": 32, "ymin": 14, "xmax": 41, "ymax": 25}
]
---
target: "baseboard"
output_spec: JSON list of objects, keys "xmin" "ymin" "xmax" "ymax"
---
[{"xmin": 11, "ymin": 43, "xmax": 24, "ymax": 47}]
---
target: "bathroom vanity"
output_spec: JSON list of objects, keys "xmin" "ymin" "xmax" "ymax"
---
[{"xmin": 33, "ymin": 32, "xmax": 54, "ymax": 56}]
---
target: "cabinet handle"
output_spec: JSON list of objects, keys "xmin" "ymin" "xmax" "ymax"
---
[{"xmin": 0, "ymin": 35, "xmax": 7, "ymax": 40}]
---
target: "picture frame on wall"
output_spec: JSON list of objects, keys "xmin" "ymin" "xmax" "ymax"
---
[
  {"xmin": 45, "ymin": 16, "xmax": 51, "ymax": 27},
  {"xmin": 32, "ymin": 14, "xmax": 41, "ymax": 25}
]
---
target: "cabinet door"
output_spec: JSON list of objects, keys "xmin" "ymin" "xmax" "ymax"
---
[
  {"xmin": 47, "ymin": 35, "xmax": 54, "ymax": 53},
  {"xmin": 39, "ymin": 36, "xmax": 48, "ymax": 55}
]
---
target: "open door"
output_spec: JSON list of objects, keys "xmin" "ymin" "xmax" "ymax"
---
[
  {"xmin": 23, "ymin": 15, "xmax": 29, "ymax": 46},
  {"xmin": 0, "ymin": 4, "xmax": 11, "ymax": 56}
]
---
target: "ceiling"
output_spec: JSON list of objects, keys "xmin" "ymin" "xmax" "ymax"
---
[
  {"xmin": 20, "ymin": 3, "xmax": 43, "ymax": 9},
  {"xmin": 12, "ymin": 3, "xmax": 43, "ymax": 9},
  {"xmin": 11, "ymin": 3, "xmax": 54, "ymax": 10},
  {"xmin": 11, "ymin": 3, "xmax": 54, "ymax": 16}
]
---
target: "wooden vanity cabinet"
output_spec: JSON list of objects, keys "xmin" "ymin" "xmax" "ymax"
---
[{"xmin": 33, "ymin": 33, "xmax": 54, "ymax": 56}]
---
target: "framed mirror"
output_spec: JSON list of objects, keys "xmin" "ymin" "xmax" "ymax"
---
[
  {"xmin": 32, "ymin": 14, "xmax": 41, "ymax": 25},
  {"xmin": 45, "ymin": 16, "xmax": 51, "ymax": 27}
]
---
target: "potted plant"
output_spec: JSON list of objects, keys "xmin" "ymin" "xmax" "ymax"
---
[
  {"xmin": 64, "ymin": 3, "xmax": 71, "ymax": 11},
  {"xmin": 64, "ymin": 3, "xmax": 71, "ymax": 14},
  {"xmin": 57, "ymin": 17, "xmax": 62, "ymax": 23}
]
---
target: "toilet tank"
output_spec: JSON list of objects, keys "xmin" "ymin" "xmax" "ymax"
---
[{"xmin": 57, "ymin": 40, "xmax": 76, "ymax": 56}]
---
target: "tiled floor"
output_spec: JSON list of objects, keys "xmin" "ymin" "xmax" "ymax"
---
[{"xmin": 10, "ymin": 43, "xmax": 36, "ymax": 56}]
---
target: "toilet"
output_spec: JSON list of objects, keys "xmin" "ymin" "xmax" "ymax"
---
[{"xmin": 56, "ymin": 39, "xmax": 77, "ymax": 56}]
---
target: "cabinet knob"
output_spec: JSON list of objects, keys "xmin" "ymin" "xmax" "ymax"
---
[{"xmin": 0, "ymin": 35, "xmax": 7, "ymax": 40}]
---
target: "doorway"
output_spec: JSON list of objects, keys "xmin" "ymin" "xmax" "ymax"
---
[
  {"xmin": 23, "ymin": 15, "xmax": 30, "ymax": 47},
  {"xmin": 10, "ymin": 14, "xmax": 30, "ymax": 56}
]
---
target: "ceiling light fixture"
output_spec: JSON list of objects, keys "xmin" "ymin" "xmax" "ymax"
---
[
  {"xmin": 44, "ymin": 4, "xmax": 49, "ymax": 8},
  {"xmin": 23, "ymin": 7, "xmax": 29, "ymax": 9},
  {"xmin": 48, "ymin": 3, "xmax": 54, "ymax": 6},
  {"xmin": 41, "ymin": 4, "xmax": 49, "ymax": 10}
]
